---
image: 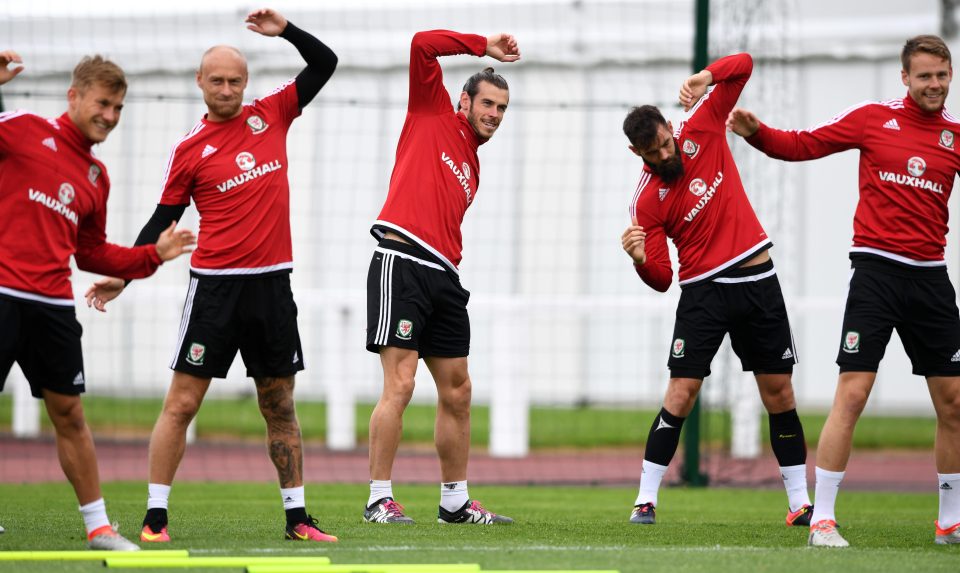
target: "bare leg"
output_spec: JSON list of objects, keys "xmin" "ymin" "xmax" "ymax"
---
[
  {"xmin": 147, "ymin": 372, "xmax": 211, "ymax": 485},
  {"xmin": 927, "ymin": 376, "xmax": 960, "ymax": 474},
  {"xmin": 424, "ymin": 356, "xmax": 471, "ymax": 483},
  {"xmin": 754, "ymin": 373, "xmax": 797, "ymax": 414},
  {"xmin": 816, "ymin": 372, "xmax": 875, "ymax": 471},
  {"xmin": 369, "ymin": 347, "xmax": 418, "ymax": 480},
  {"xmin": 255, "ymin": 375, "xmax": 302, "ymax": 488},
  {"xmin": 42, "ymin": 390, "xmax": 101, "ymax": 505}
]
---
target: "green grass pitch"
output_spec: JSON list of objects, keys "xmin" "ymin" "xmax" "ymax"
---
[{"xmin": 0, "ymin": 482, "xmax": 956, "ymax": 572}]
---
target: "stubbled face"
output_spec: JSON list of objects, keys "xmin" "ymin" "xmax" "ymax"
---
[
  {"xmin": 67, "ymin": 83, "xmax": 124, "ymax": 143},
  {"xmin": 460, "ymin": 81, "xmax": 509, "ymax": 140},
  {"xmin": 197, "ymin": 47, "xmax": 248, "ymax": 122},
  {"xmin": 631, "ymin": 122, "xmax": 684, "ymax": 183},
  {"xmin": 902, "ymin": 52, "xmax": 952, "ymax": 113}
]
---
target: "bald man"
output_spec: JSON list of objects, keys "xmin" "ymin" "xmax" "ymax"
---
[{"xmin": 94, "ymin": 8, "xmax": 339, "ymax": 543}]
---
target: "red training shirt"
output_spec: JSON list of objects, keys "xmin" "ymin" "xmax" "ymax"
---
[
  {"xmin": 159, "ymin": 80, "xmax": 300, "ymax": 275},
  {"xmin": 371, "ymin": 30, "xmax": 489, "ymax": 273},
  {"xmin": 0, "ymin": 111, "xmax": 161, "ymax": 305},
  {"xmin": 629, "ymin": 53, "xmax": 771, "ymax": 292},
  {"xmin": 747, "ymin": 93, "xmax": 960, "ymax": 266}
]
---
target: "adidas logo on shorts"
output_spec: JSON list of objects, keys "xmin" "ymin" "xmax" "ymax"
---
[
  {"xmin": 951, "ymin": 349, "xmax": 960, "ymax": 363},
  {"xmin": 782, "ymin": 348, "xmax": 794, "ymax": 360}
]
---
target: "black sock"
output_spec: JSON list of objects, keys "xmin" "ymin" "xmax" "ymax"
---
[
  {"xmin": 143, "ymin": 507, "xmax": 168, "ymax": 529},
  {"xmin": 643, "ymin": 407, "xmax": 685, "ymax": 466},
  {"xmin": 285, "ymin": 507, "xmax": 308, "ymax": 526},
  {"xmin": 768, "ymin": 408, "xmax": 806, "ymax": 467}
]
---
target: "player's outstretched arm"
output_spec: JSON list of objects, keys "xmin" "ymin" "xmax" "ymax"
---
[
  {"xmin": 0, "ymin": 50, "xmax": 24, "ymax": 86},
  {"xmin": 726, "ymin": 107, "xmax": 761, "ymax": 138},
  {"xmin": 679, "ymin": 69, "xmax": 714, "ymax": 112},
  {"xmin": 262, "ymin": 10, "xmax": 338, "ymax": 110},
  {"xmin": 485, "ymin": 34, "xmax": 521, "ymax": 62}
]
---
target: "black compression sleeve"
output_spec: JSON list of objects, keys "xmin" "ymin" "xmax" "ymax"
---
[
  {"xmin": 135, "ymin": 203, "xmax": 188, "ymax": 246},
  {"xmin": 280, "ymin": 21, "xmax": 338, "ymax": 110},
  {"xmin": 125, "ymin": 203, "xmax": 187, "ymax": 286}
]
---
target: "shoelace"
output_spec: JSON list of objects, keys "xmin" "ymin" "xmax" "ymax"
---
[
  {"xmin": 383, "ymin": 500, "xmax": 407, "ymax": 517},
  {"xmin": 299, "ymin": 515, "xmax": 327, "ymax": 532},
  {"xmin": 813, "ymin": 520, "xmax": 838, "ymax": 533},
  {"xmin": 637, "ymin": 503, "xmax": 653, "ymax": 515},
  {"xmin": 470, "ymin": 501, "xmax": 494, "ymax": 516}
]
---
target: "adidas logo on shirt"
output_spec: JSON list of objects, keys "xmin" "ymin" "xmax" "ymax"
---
[
  {"xmin": 882, "ymin": 118, "xmax": 900, "ymax": 130},
  {"xmin": 201, "ymin": 144, "xmax": 218, "ymax": 158},
  {"xmin": 782, "ymin": 348, "xmax": 794, "ymax": 360},
  {"xmin": 42, "ymin": 137, "xmax": 58, "ymax": 152},
  {"xmin": 951, "ymin": 349, "xmax": 960, "ymax": 363}
]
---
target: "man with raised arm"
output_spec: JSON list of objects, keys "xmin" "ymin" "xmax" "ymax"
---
[
  {"xmin": 93, "ymin": 8, "xmax": 340, "ymax": 543},
  {"xmin": 363, "ymin": 30, "xmax": 519, "ymax": 525},
  {"xmin": 727, "ymin": 34, "xmax": 960, "ymax": 547},
  {"xmin": 620, "ymin": 52, "xmax": 811, "ymax": 529}
]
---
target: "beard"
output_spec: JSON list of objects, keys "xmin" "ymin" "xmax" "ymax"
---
[{"xmin": 645, "ymin": 154, "xmax": 684, "ymax": 184}]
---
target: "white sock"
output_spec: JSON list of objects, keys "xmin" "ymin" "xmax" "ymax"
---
[
  {"xmin": 440, "ymin": 480, "xmax": 469, "ymax": 512},
  {"xmin": 635, "ymin": 460, "xmax": 668, "ymax": 507},
  {"xmin": 280, "ymin": 486, "xmax": 305, "ymax": 511},
  {"xmin": 147, "ymin": 483, "xmax": 171, "ymax": 510},
  {"xmin": 780, "ymin": 464, "xmax": 811, "ymax": 512},
  {"xmin": 368, "ymin": 480, "xmax": 394, "ymax": 508},
  {"xmin": 938, "ymin": 473, "xmax": 960, "ymax": 527},
  {"xmin": 811, "ymin": 467, "xmax": 845, "ymax": 524},
  {"xmin": 79, "ymin": 498, "xmax": 110, "ymax": 535}
]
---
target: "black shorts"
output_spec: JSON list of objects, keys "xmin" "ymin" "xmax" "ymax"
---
[
  {"xmin": 837, "ymin": 257, "xmax": 960, "ymax": 376},
  {"xmin": 366, "ymin": 240, "xmax": 470, "ymax": 357},
  {"xmin": 171, "ymin": 273, "xmax": 305, "ymax": 379},
  {"xmin": 668, "ymin": 260, "xmax": 797, "ymax": 379},
  {"xmin": 0, "ymin": 295, "xmax": 86, "ymax": 398}
]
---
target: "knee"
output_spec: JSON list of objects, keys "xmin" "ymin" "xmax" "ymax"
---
[
  {"xmin": 382, "ymin": 375, "xmax": 416, "ymax": 408},
  {"xmin": 760, "ymin": 379, "xmax": 796, "ymax": 413},
  {"xmin": 162, "ymin": 392, "xmax": 203, "ymax": 427},
  {"xmin": 834, "ymin": 386, "xmax": 870, "ymax": 420},
  {"xmin": 937, "ymin": 391, "xmax": 960, "ymax": 424},
  {"xmin": 46, "ymin": 399, "xmax": 86, "ymax": 435},
  {"xmin": 663, "ymin": 381, "xmax": 699, "ymax": 416},
  {"xmin": 440, "ymin": 377, "xmax": 472, "ymax": 414},
  {"xmin": 258, "ymin": 391, "xmax": 297, "ymax": 425}
]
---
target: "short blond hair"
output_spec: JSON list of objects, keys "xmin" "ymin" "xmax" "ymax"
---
[
  {"xmin": 71, "ymin": 55, "xmax": 126, "ymax": 94},
  {"xmin": 902, "ymin": 35, "xmax": 952, "ymax": 72}
]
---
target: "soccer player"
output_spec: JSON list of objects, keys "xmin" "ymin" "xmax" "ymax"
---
[
  {"xmin": 95, "ymin": 9, "xmax": 339, "ymax": 543},
  {"xmin": 363, "ymin": 30, "xmax": 519, "ymax": 525},
  {"xmin": 727, "ymin": 34, "xmax": 960, "ymax": 547},
  {"xmin": 620, "ymin": 52, "xmax": 812, "ymax": 528},
  {"xmin": 0, "ymin": 50, "xmax": 195, "ymax": 550}
]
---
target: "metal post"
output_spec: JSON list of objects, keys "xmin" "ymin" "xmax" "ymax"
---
[{"xmin": 681, "ymin": 0, "xmax": 711, "ymax": 487}]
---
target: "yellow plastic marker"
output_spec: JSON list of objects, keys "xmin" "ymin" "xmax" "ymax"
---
[
  {"xmin": 105, "ymin": 555, "xmax": 331, "ymax": 568},
  {"xmin": 247, "ymin": 564, "xmax": 482, "ymax": 573},
  {"xmin": 0, "ymin": 550, "xmax": 189, "ymax": 561}
]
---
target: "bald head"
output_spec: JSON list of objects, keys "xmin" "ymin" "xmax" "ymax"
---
[
  {"xmin": 196, "ymin": 45, "xmax": 248, "ymax": 122},
  {"xmin": 199, "ymin": 45, "xmax": 247, "ymax": 76}
]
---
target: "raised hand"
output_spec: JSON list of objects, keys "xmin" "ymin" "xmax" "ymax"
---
[
  {"xmin": 84, "ymin": 277, "xmax": 125, "ymax": 312},
  {"xmin": 155, "ymin": 221, "xmax": 197, "ymax": 262},
  {"xmin": 245, "ymin": 8, "xmax": 288, "ymax": 37},
  {"xmin": 726, "ymin": 107, "xmax": 761, "ymax": 138},
  {"xmin": 679, "ymin": 69, "xmax": 713, "ymax": 112},
  {"xmin": 485, "ymin": 33, "xmax": 521, "ymax": 63},
  {"xmin": 621, "ymin": 215, "xmax": 647, "ymax": 265},
  {"xmin": 0, "ymin": 50, "xmax": 24, "ymax": 86}
]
